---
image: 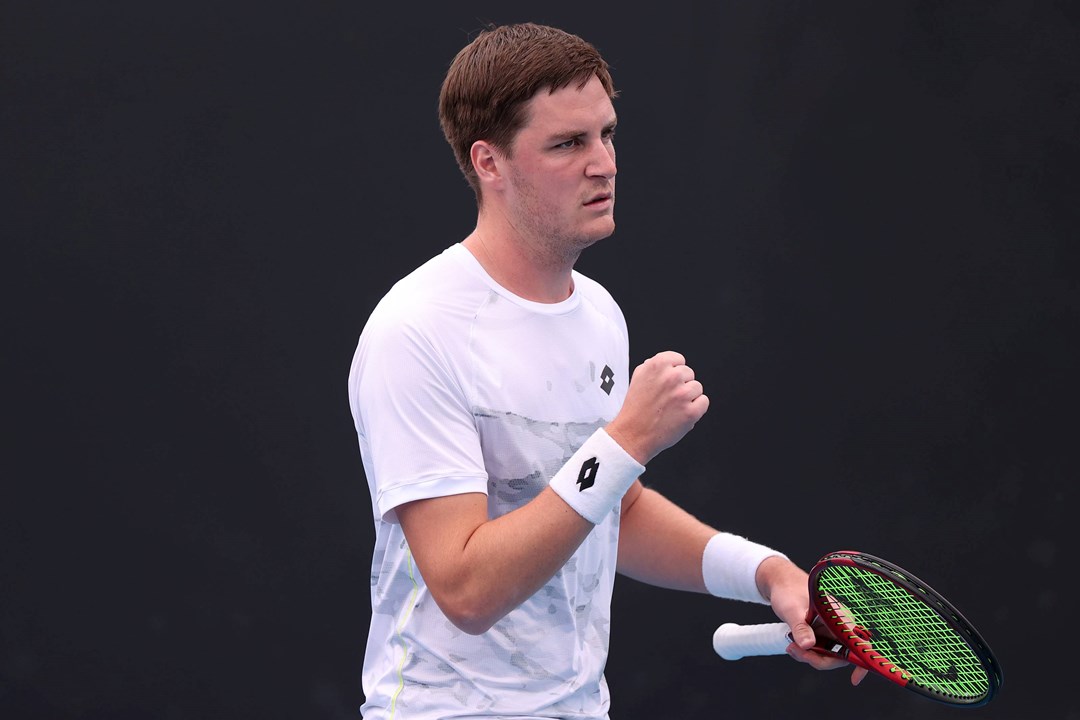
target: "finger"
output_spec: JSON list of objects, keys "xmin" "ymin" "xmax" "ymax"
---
[
  {"xmin": 788, "ymin": 620, "xmax": 816, "ymax": 650},
  {"xmin": 787, "ymin": 642, "xmax": 854, "ymax": 670},
  {"xmin": 851, "ymin": 667, "xmax": 869, "ymax": 686},
  {"xmin": 654, "ymin": 350, "xmax": 685, "ymax": 367}
]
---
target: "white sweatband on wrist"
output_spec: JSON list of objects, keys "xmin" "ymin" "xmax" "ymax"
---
[
  {"xmin": 702, "ymin": 532, "xmax": 788, "ymax": 604},
  {"xmin": 548, "ymin": 428, "xmax": 644, "ymax": 525}
]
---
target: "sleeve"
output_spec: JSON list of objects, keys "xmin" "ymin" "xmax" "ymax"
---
[{"xmin": 352, "ymin": 310, "xmax": 489, "ymax": 523}]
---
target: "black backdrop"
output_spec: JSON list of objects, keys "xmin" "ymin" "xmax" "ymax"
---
[{"xmin": 6, "ymin": 1, "xmax": 1078, "ymax": 718}]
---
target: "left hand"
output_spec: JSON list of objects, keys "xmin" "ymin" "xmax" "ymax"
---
[{"xmin": 756, "ymin": 556, "xmax": 869, "ymax": 686}]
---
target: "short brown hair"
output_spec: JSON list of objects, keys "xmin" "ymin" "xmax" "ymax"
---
[{"xmin": 438, "ymin": 23, "xmax": 617, "ymax": 204}]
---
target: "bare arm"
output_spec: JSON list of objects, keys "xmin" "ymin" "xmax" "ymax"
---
[
  {"xmin": 617, "ymin": 484, "xmax": 811, "ymax": 602},
  {"xmin": 616, "ymin": 481, "xmax": 714, "ymax": 591},
  {"xmin": 617, "ymin": 484, "xmax": 804, "ymax": 601},
  {"xmin": 396, "ymin": 350, "xmax": 708, "ymax": 635},
  {"xmin": 396, "ymin": 489, "xmax": 592, "ymax": 634},
  {"xmin": 617, "ymin": 485, "xmax": 869, "ymax": 684}
]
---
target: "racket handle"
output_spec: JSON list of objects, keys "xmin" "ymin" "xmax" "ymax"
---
[{"xmin": 713, "ymin": 622, "xmax": 791, "ymax": 660}]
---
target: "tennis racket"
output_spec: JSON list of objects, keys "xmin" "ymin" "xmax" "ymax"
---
[{"xmin": 712, "ymin": 550, "xmax": 1002, "ymax": 707}]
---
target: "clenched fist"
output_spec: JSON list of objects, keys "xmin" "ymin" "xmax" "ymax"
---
[{"xmin": 604, "ymin": 350, "xmax": 709, "ymax": 465}]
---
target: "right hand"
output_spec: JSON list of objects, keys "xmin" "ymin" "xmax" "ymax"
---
[{"xmin": 605, "ymin": 350, "xmax": 709, "ymax": 464}]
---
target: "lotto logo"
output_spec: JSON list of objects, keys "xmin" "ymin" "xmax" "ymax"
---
[
  {"xmin": 600, "ymin": 365, "xmax": 614, "ymax": 395},
  {"xmin": 577, "ymin": 457, "xmax": 599, "ymax": 491}
]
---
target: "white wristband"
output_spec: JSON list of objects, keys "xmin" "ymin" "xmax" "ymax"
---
[
  {"xmin": 702, "ymin": 532, "xmax": 788, "ymax": 604},
  {"xmin": 549, "ymin": 428, "xmax": 644, "ymax": 524}
]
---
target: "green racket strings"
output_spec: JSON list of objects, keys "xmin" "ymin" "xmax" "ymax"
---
[{"xmin": 817, "ymin": 564, "xmax": 991, "ymax": 701}]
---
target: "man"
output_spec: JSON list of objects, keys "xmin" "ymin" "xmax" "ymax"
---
[{"xmin": 347, "ymin": 21, "xmax": 865, "ymax": 719}]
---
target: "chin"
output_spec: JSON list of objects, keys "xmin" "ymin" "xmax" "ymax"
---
[{"xmin": 591, "ymin": 217, "xmax": 616, "ymax": 241}]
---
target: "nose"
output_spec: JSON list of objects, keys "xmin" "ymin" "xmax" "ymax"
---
[{"xmin": 587, "ymin": 138, "xmax": 617, "ymax": 180}]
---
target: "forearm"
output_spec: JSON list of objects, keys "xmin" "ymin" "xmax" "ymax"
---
[
  {"xmin": 616, "ymin": 483, "xmax": 715, "ymax": 591},
  {"xmin": 396, "ymin": 347, "xmax": 709, "ymax": 633},
  {"xmin": 462, "ymin": 489, "xmax": 596, "ymax": 620},
  {"xmin": 397, "ymin": 488, "xmax": 593, "ymax": 634},
  {"xmin": 400, "ymin": 426, "xmax": 645, "ymax": 634},
  {"xmin": 617, "ymin": 484, "xmax": 789, "ymax": 604}
]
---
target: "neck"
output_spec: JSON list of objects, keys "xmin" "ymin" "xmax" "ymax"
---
[{"xmin": 463, "ymin": 224, "xmax": 576, "ymax": 304}]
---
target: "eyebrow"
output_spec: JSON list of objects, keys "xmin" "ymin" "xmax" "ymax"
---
[{"xmin": 544, "ymin": 117, "xmax": 618, "ymax": 144}]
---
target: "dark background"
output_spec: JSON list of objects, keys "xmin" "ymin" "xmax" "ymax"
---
[{"xmin": 5, "ymin": 1, "xmax": 1077, "ymax": 718}]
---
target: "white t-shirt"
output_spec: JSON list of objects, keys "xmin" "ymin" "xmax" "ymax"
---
[{"xmin": 348, "ymin": 243, "xmax": 632, "ymax": 719}]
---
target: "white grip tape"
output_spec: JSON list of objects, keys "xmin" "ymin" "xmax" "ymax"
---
[
  {"xmin": 713, "ymin": 622, "xmax": 791, "ymax": 660},
  {"xmin": 548, "ymin": 428, "xmax": 644, "ymax": 524},
  {"xmin": 701, "ymin": 532, "xmax": 787, "ymax": 604}
]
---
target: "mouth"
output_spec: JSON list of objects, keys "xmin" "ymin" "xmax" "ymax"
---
[{"xmin": 584, "ymin": 191, "xmax": 613, "ymax": 207}]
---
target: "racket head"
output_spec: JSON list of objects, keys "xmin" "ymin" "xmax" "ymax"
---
[{"xmin": 808, "ymin": 550, "xmax": 1002, "ymax": 707}]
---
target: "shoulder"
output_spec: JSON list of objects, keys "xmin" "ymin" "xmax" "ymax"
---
[
  {"xmin": 572, "ymin": 269, "xmax": 625, "ymax": 323},
  {"xmin": 365, "ymin": 245, "xmax": 484, "ymax": 336},
  {"xmin": 350, "ymin": 245, "xmax": 484, "ymax": 408}
]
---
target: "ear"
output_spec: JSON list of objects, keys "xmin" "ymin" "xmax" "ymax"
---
[{"xmin": 470, "ymin": 140, "xmax": 503, "ymax": 187}]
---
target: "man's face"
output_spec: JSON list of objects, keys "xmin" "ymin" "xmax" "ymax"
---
[{"xmin": 500, "ymin": 74, "xmax": 618, "ymax": 261}]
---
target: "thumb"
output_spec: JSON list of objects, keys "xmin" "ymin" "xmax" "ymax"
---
[{"xmin": 787, "ymin": 619, "xmax": 817, "ymax": 650}]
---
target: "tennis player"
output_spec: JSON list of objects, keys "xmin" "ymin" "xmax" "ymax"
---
[{"xmin": 347, "ymin": 22, "xmax": 866, "ymax": 719}]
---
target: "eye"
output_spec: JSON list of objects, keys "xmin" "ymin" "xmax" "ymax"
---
[{"xmin": 554, "ymin": 138, "xmax": 581, "ymax": 150}]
